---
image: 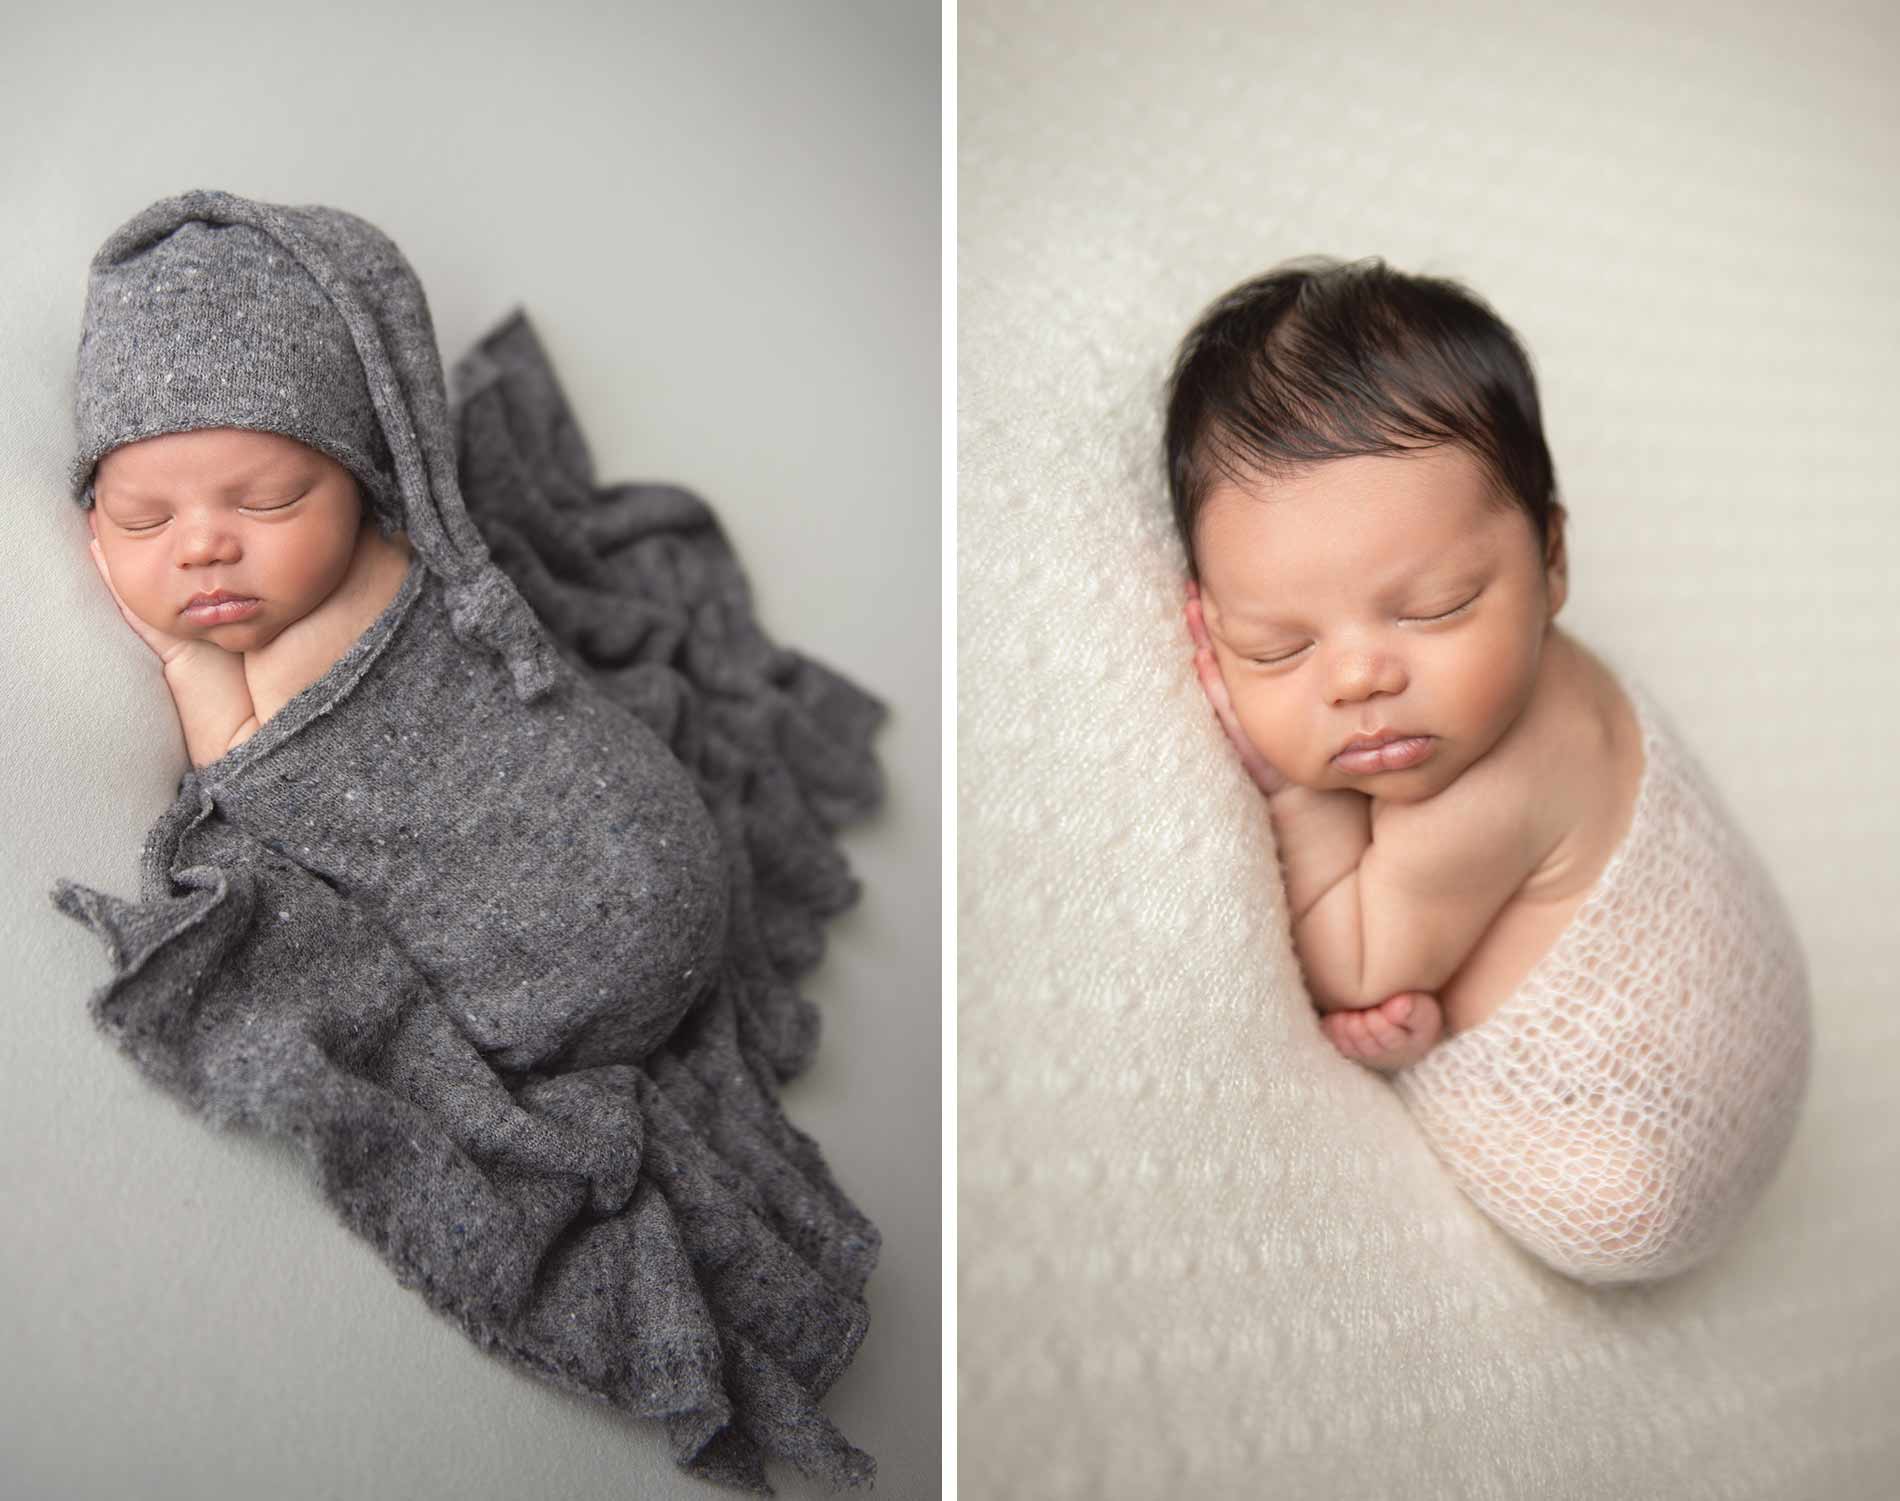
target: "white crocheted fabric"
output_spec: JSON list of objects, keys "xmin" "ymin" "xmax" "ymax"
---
[{"xmin": 1391, "ymin": 675, "xmax": 1813, "ymax": 1283}]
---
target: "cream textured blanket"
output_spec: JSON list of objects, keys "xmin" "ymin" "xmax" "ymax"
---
[
  {"xmin": 960, "ymin": 2, "xmax": 1895, "ymax": 1495},
  {"xmin": 1392, "ymin": 676, "xmax": 1812, "ymax": 1282}
]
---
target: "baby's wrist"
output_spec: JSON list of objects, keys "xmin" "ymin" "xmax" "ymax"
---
[
  {"xmin": 159, "ymin": 641, "xmax": 257, "ymax": 769},
  {"xmin": 1267, "ymin": 783, "xmax": 1360, "ymax": 818}
]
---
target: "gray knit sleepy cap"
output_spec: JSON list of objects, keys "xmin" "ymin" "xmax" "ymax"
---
[
  {"xmin": 71, "ymin": 202, "xmax": 404, "ymax": 532},
  {"xmin": 70, "ymin": 188, "xmax": 562, "ymax": 701}
]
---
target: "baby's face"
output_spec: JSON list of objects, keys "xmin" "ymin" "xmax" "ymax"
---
[
  {"xmin": 89, "ymin": 427, "xmax": 366, "ymax": 654},
  {"xmin": 1195, "ymin": 444, "xmax": 1567, "ymax": 804}
]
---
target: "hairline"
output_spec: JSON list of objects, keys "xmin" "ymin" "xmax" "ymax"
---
[{"xmin": 1186, "ymin": 438, "xmax": 1538, "ymax": 575}]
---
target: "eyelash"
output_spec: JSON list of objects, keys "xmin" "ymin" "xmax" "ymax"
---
[
  {"xmin": 1249, "ymin": 594, "xmax": 1480, "ymax": 666},
  {"xmin": 119, "ymin": 499, "xmax": 299, "ymax": 533}
]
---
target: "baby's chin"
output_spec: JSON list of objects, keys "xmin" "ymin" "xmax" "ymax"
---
[
  {"xmin": 1312, "ymin": 762, "xmax": 1448, "ymax": 805},
  {"xmin": 169, "ymin": 612, "xmax": 285, "ymax": 655},
  {"xmin": 192, "ymin": 623, "xmax": 281, "ymax": 653}
]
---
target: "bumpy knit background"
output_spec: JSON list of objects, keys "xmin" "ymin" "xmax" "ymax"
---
[{"xmin": 960, "ymin": 1, "xmax": 1900, "ymax": 1496}]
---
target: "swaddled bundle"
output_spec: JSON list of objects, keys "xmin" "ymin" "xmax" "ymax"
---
[
  {"xmin": 51, "ymin": 189, "xmax": 885, "ymax": 1493},
  {"xmin": 1392, "ymin": 677, "xmax": 1812, "ymax": 1284}
]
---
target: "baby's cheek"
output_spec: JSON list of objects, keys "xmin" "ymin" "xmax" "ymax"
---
[{"xmin": 118, "ymin": 570, "xmax": 168, "ymax": 626}]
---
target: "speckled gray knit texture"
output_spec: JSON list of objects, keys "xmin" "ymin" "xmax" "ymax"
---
[
  {"xmin": 70, "ymin": 205, "xmax": 405, "ymax": 537},
  {"xmin": 51, "ymin": 189, "xmax": 886, "ymax": 1495}
]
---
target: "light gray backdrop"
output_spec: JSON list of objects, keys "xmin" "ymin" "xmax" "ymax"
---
[{"xmin": 1, "ymin": 3, "xmax": 940, "ymax": 1497}]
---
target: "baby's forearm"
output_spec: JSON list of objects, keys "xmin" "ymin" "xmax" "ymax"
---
[
  {"xmin": 163, "ymin": 646, "xmax": 261, "ymax": 768},
  {"xmin": 1269, "ymin": 785, "xmax": 1372, "ymax": 1007},
  {"xmin": 1268, "ymin": 785, "xmax": 1371, "ymax": 921}
]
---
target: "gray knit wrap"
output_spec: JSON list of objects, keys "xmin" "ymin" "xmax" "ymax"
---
[
  {"xmin": 53, "ymin": 197, "xmax": 888, "ymax": 1491},
  {"xmin": 68, "ymin": 189, "xmax": 562, "ymax": 702}
]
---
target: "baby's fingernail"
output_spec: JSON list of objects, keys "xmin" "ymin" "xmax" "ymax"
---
[{"xmin": 1390, "ymin": 994, "xmax": 1413, "ymax": 1020}]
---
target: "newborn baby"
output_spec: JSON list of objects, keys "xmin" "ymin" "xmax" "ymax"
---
[
  {"xmin": 1168, "ymin": 259, "xmax": 1811, "ymax": 1282},
  {"xmin": 86, "ymin": 425, "xmax": 415, "ymax": 766},
  {"xmin": 1184, "ymin": 434, "xmax": 1629, "ymax": 1065},
  {"xmin": 53, "ymin": 189, "xmax": 884, "ymax": 1493}
]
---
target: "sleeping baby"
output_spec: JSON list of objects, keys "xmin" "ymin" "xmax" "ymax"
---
[
  {"xmin": 53, "ymin": 189, "xmax": 884, "ymax": 1493},
  {"xmin": 1166, "ymin": 258, "xmax": 1811, "ymax": 1284},
  {"xmin": 85, "ymin": 424, "xmax": 415, "ymax": 767}
]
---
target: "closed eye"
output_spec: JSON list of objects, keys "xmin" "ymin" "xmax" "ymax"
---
[
  {"xmin": 116, "ymin": 498, "xmax": 301, "ymax": 532},
  {"xmin": 1407, "ymin": 591, "xmax": 1480, "ymax": 624},
  {"xmin": 1246, "ymin": 591, "xmax": 1482, "ymax": 665}
]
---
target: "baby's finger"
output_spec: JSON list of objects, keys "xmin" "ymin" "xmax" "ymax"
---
[
  {"xmin": 1360, "ymin": 1006, "xmax": 1403, "ymax": 1049},
  {"xmin": 1319, "ymin": 1013, "xmax": 1358, "ymax": 1058},
  {"xmin": 1193, "ymin": 648, "xmax": 1239, "ymax": 730},
  {"xmin": 1199, "ymin": 656, "xmax": 1257, "ymax": 746},
  {"xmin": 1195, "ymin": 641, "xmax": 1290, "ymax": 795},
  {"xmin": 1197, "ymin": 654, "xmax": 1259, "ymax": 753},
  {"xmin": 89, "ymin": 541, "xmax": 118, "ymax": 596},
  {"xmin": 89, "ymin": 541, "xmax": 129, "ymax": 609},
  {"xmin": 1184, "ymin": 583, "xmax": 1211, "ymax": 649}
]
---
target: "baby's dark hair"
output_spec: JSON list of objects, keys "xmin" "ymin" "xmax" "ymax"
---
[{"xmin": 1164, "ymin": 256, "xmax": 1560, "ymax": 576}]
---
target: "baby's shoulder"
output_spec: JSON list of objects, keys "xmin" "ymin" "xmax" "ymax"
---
[
  {"xmin": 243, "ymin": 535, "xmax": 417, "ymax": 728},
  {"xmin": 1377, "ymin": 629, "xmax": 1635, "ymax": 899},
  {"xmin": 1482, "ymin": 631, "xmax": 1642, "ymax": 903}
]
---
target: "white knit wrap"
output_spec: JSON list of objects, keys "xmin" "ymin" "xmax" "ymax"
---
[{"xmin": 1392, "ymin": 676, "xmax": 1813, "ymax": 1283}]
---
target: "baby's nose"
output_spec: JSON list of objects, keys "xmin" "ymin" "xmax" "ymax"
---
[
  {"xmin": 1327, "ymin": 650, "xmax": 1406, "ymax": 702},
  {"xmin": 176, "ymin": 523, "xmax": 242, "ymax": 564}
]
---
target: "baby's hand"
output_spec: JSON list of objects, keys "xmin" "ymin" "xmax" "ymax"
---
[
  {"xmin": 1319, "ymin": 991, "xmax": 1444, "ymax": 1073},
  {"xmin": 88, "ymin": 536, "xmax": 201, "ymax": 666},
  {"xmin": 1184, "ymin": 579, "xmax": 1291, "ymax": 798}
]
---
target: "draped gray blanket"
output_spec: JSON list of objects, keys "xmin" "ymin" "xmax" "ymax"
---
[{"xmin": 52, "ymin": 272, "xmax": 885, "ymax": 1491}]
